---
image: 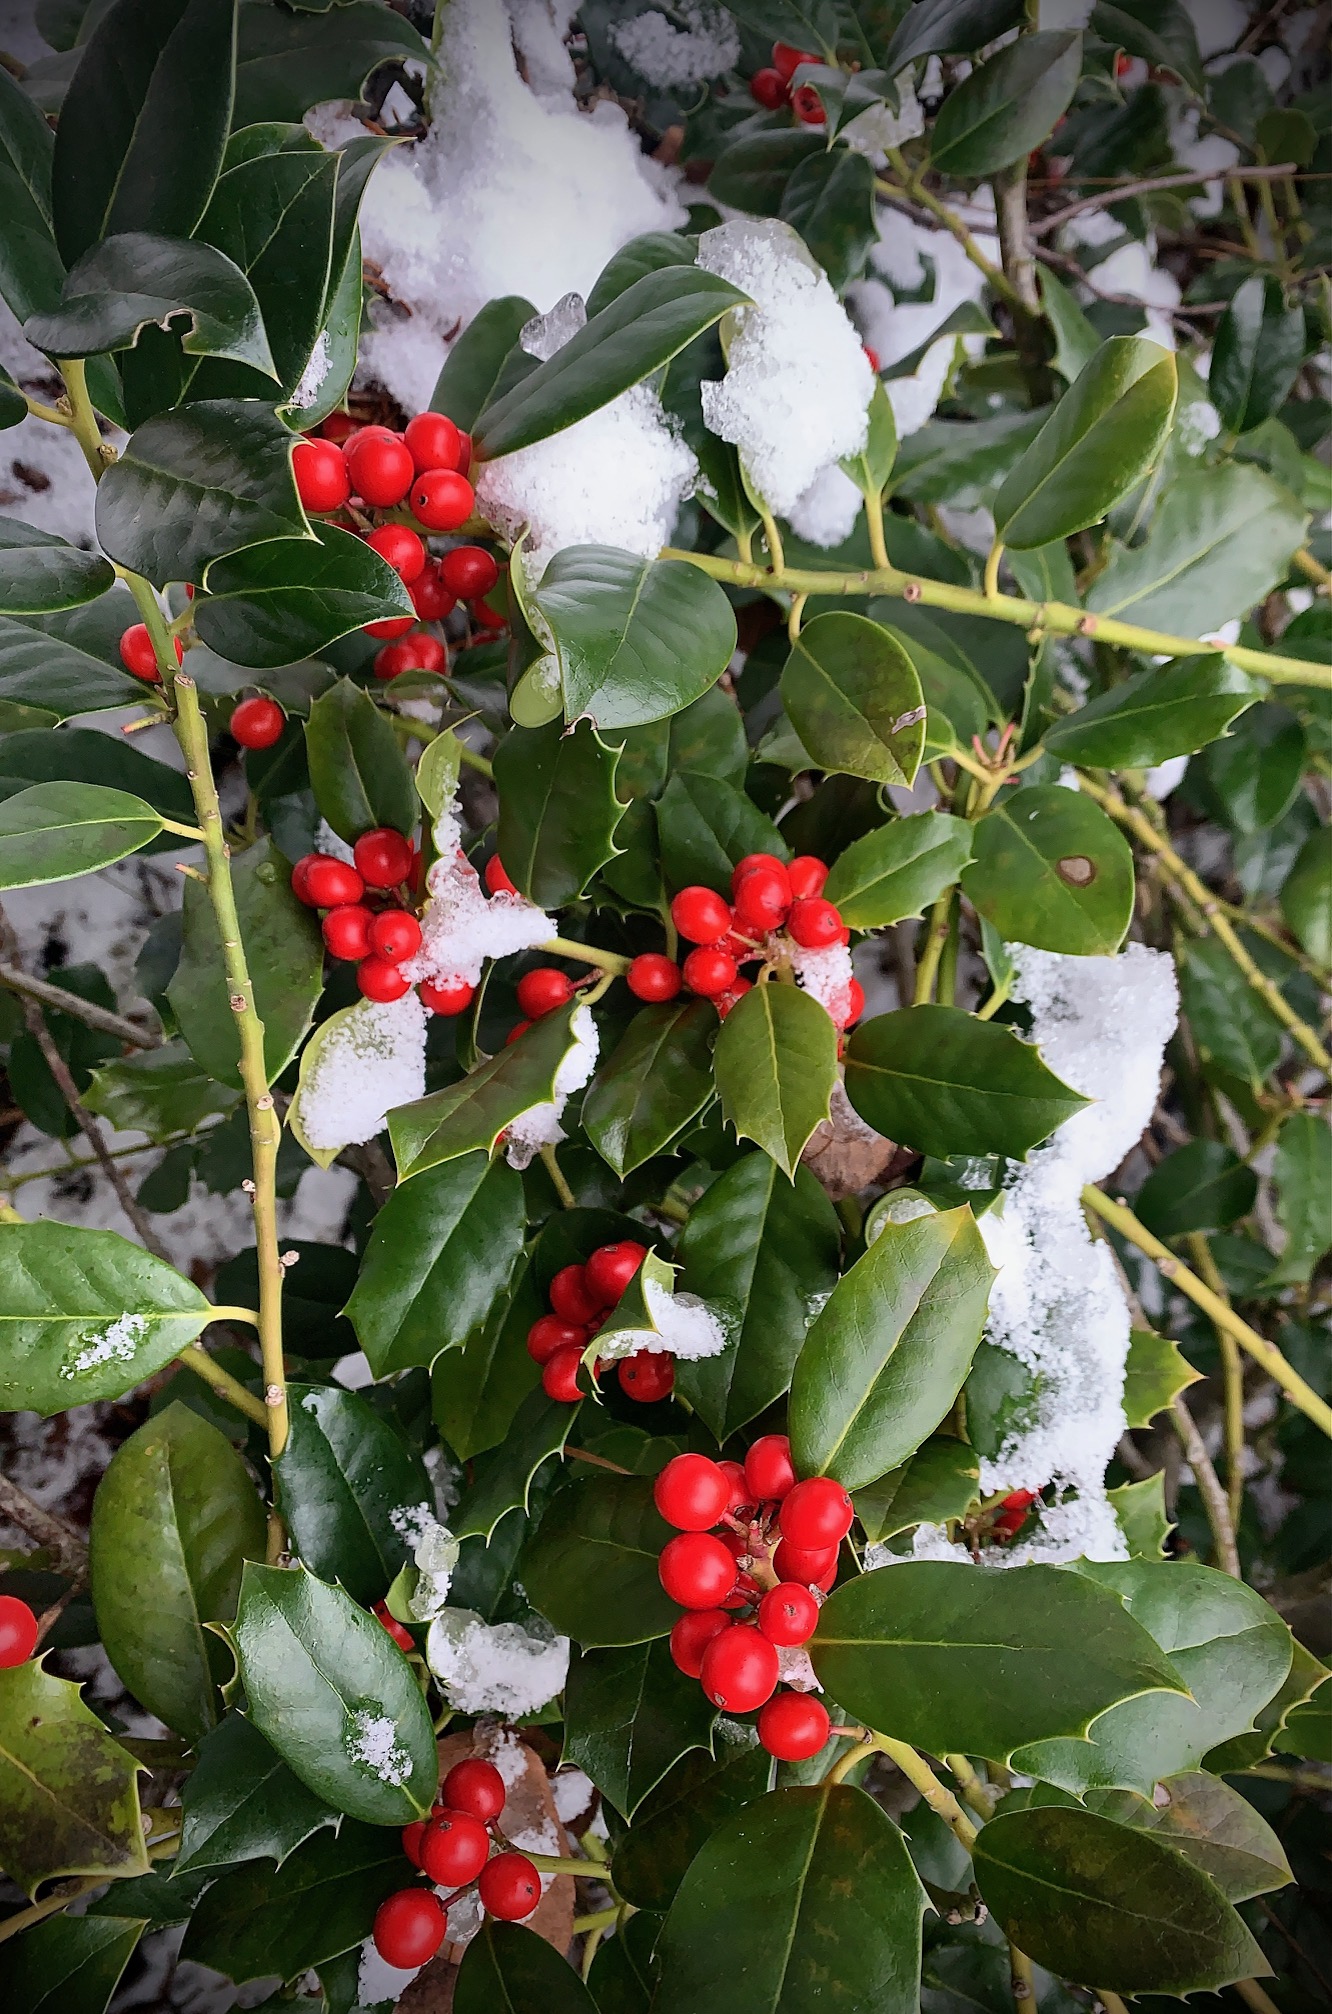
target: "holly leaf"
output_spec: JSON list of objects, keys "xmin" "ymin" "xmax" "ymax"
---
[
  {"xmin": 388, "ymin": 1004, "xmax": 582, "ymax": 1181},
  {"xmin": 564, "ymin": 1639, "xmax": 717, "ymax": 1820},
  {"xmin": 456, "ymin": 1921, "xmax": 599, "ymax": 2014},
  {"xmin": 853, "ymin": 1435, "xmax": 981, "ymax": 1545},
  {"xmin": 1041, "ymin": 654, "xmax": 1259, "ymax": 769},
  {"xmin": 844, "ymin": 1004, "xmax": 1086, "ymax": 1158},
  {"xmin": 656, "ymin": 770, "xmax": 786, "ymax": 893},
  {"xmin": 1135, "ymin": 1139, "xmax": 1257, "ymax": 1238},
  {"xmin": 195, "ymin": 525, "xmax": 412, "ymax": 667},
  {"xmin": 232, "ymin": 0, "xmax": 425, "ymax": 125},
  {"xmin": 452, "ymin": 1386, "xmax": 582, "ymax": 1543},
  {"xmin": 823, "ymin": 812, "xmax": 972, "ymax": 929},
  {"xmin": 303, "ymin": 674, "xmax": 417, "ymax": 842},
  {"xmin": 84, "ymin": 1041, "xmax": 241, "ymax": 1140},
  {"xmin": 430, "ymin": 1263, "xmax": 543, "ymax": 1463},
  {"xmin": 928, "ymin": 30, "xmax": 1083, "ymax": 178},
  {"xmin": 275, "ymin": 1384, "xmax": 435, "ymax": 1606},
  {"xmin": 1122, "ymin": 1327, "xmax": 1202, "ymax": 1430},
  {"xmin": 175, "ymin": 1711, "xmax": 337, "ymax": 1875},
  {"xmin": 883, "ymin": 0, "xmax": 1026, "ymax": 74},
  {"xmin": 0, "ymin": 1660, "xmax": 148, "ymax": 1897},
  {"xmin": 0, "ymin": 781, "xmax": 165, "ymax": 888},
  {"xmin": 6, "ymin": 1913, "xmax": 146, "ymax": 2014},
  {"xmin": 1264, "ymin": 1110, "xmax": 1332, "ymax": 1286},
  {"xmin": 612, "ymin": 1743, "xmax": 772, "ymax": 1913},
  {"xmin": 0, "ymin": 518, "xmax": 115, "ymax": 615},
  {"xmin": 583, "ymin": 999, "xmax": 717, "ymax": 1178},
  {"xmin": 780, "ymin": 613, "xmax": 925, "ymax": 787},
  {"xmin": 962, "ymin": 786, "xmax": 1135, "ymax": 955},
  {"xmin": 1210, "ymin": 275, "xmax": 1307, "ymax": 437},
  {"xmin": 713, "ymin": 980, "xmax": 838, "ymax": 1179},
  {"xmin": 493, "ymin": 717, "xmax": 626, "ymax": 907},
  {"xmin": 522, "ymin": 1474, "xmax": 677, "ymax": 1648},
  {"xmin": 1085, "ymin": 1771, "xmax": 1291, "ymax": 1903}
]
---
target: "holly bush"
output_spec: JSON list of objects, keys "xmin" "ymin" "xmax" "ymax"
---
[{"xmin": 0, "ymin": 1, "xmax": 1328, "ymax": 2009}]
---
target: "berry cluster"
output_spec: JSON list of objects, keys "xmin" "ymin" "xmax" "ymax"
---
[
  {"xmin": 653, "ymin": 1440, "xmax": 854, "ymax": 1760},
  {"xmin": 373, "ymin": 1756, "xmax": 544, "ymax": 1968},
  {"xmin": 0, "ymin": 1593, "xmax": 38, "ymax": 1668},
  {"xmin": 526, "ymin": 1241, "xmax": 675, "ymax": 1405},
  {"xmin": 750, "ymin": 40, "xmax": 826, "ymax": 125},
  {"xmin": 287, "ymin": 828, "xmax": 434, "ymax": 1005},
  {"xmin": 625, "ymin": 853, "xmax": 863, "ymax": 1027}
]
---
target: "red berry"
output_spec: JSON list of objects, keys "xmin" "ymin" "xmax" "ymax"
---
[
  {"xmin": 542, "ymin": 1345, "xmax": 585, "ymax": 1403},
  {"xmin": 402, "ymin": 1819, "xmax": 428, "ymax": 1868},
  {"xmin": 745, "ymin": 1434, "xmax": 796, "ymax": 1503},
  {"xmin": 750, "ymin": 65, "xmax": 789, "ymax": 109},
  {"xmin": 118, "ymin": 623, "xmax": 180, "ymax": 682},
  {"xmin": 731, "ymin": 852, "xmax": 783, "ymax": 889},
  {"xmin": 405, "ymin": 410, "xmax": 463, "ymax": 474},
  {"xmin": 374, "ymin": 642, "xmax": 414, "ymax": 680},
  {"xmin": 372, "ymin": 1599, "xmax": 413, "ymax": 1651},
  {"xmin": 303, "ymin": 856, "xmax": 364, "ymax": 908},
  {"xmin": 358, "ymin": 955, "xmax": 410, "ymax": 1002},
  {"xmin": 786, "ymin": 856, "xmax": 828, "ymax": 900},
  {"xmin": 1115, "ymin": 50, "xmax": 1133, "ymax": 76},
  {"xmin": 733, "ymin": 864, "xmax": 791, "ymax": 933},
  {"xmin": 669, "ymin": 1607, "xmax": 731, "ymax": 1678},
  {"xmin": 627, "ymin": 953, "xmax": 682, "ymax": 1002},
  {"xmin": 470, "ymin": 596, "xmax": 507, "ymax": 631},
  {"xmin": 365, "ymin": 614, "xmax": 415, "ymax": 640},
  {"xmin": 410, "ymin": 564, "xmax": 458, "ymax": 621},
  {"xmin": 420, "ymin": 977, "xmax": 475, "ymax": 1016},
  {"xmin": 347, "ymin": 431, "xmax": 414, "ymax": 508},
  {"xmin": 370, "ymin": 910, "xmax": 423, "ymax": 962},
  {"xmin": 1002, "ymin": 1489, "xmax": 1041, "ymax": 1510},
  {"xmin": 780, "ymin": 1477, "xmax": 855, "ymax": 1549},
  {"xmin": 842, "ymin": 978, "xmax": 865, "ymax": 1028},
  {"xmin": 411, "ymin": 469, "xmax": 475, "ymax": 532},
  {"xmin": 619, "ymin": 1351, "xmax": 674, "ymax": 1402},
  {"xmin": 440, "ymin": 545, "xmax": 501, "ymax": 600},
  {"xmin": 0, "ymin": 1595, "xmax": 38, "ymax": 1667},
  {"xmin": 319, "ymin": 411, "xmax": 357, "ymax": 443},
  {"xmin": 230, "ymin": 695, "xmax": 285, "ymax": 749},
  {"xmin": 792, "ymin": 84, "xmax": 825, "ymax": 124},
  {"xmin": 366, "ymin": 522, "xmax": 426, "ymax": 584},
  {"xmin": 773, "ymin": 40, "xmax": 818, "ymax": 79},
  {"xmin": 420, "ymin": 1811, "xmax": 490, "ymax": 1886},
  {"xmin": 485, "ymin": 855, "xmax": 516, "ymax": 895},
  {"xmin": 671, "ymin": 885, "xmax": 732, "ymax": 944},
  {"xmin": 683, "ymin": 947, "xmax": 737, "ymax": 998},
  {"xmin": 292, "ymin": 436, "xmax": 350, "ymax": 514},
  {"xmin": 654, "ymin": 1453, "xmax": 731, "ymax": 1532},
  {"xmin": 322, "ymin": 904, "xmax": 374, "ymax": 961},
  {"xmin": 441, "ymin": 1757, "xmax": 506, "ymax": 1823},
  {"xmin": 699, "ymin": 1621, "xmax": 779, "ymax": 1712},
  {"xmin": 759, "ymin": 1691, "xmax": 830, "ymax": 1761},
  {"xmin": 505, "ymin": 1019, "xmax": 532, "ymax": 1046},
  {"xmin": 516, "ymin": 967, "xmax": 574, "ymax": 1019},
  {"xmin": 718, "ymin": 1460, "xmax": 752, "ymax": 1515},
  {"xmin": 527, "ymin": 1314, "xmax": 584, "ymax": 1364},
  {"xmin": 479, "ymin": 1852, "xmax": 540, "ymax": 1920},
  {"xmin": 787, "ymin": 897, "xmax": 842, "ymax": 948},
  {"xmin": 585, "ymin": 1240, "xmax": 648, "ymax": 1307},
  {"xmin": 291, "ymin": 854, "xmax": 319, "ymax": 905},
  {"xmin": 716, "ymin": 980, "xmax": 753, "ymax": 1019},
  {"xmin": 758, "ymin": 1582, "xmax": 819, "ymax": 1647},
  {"xmin": 773, "ymin": 1538, "xmax": 839, "ymax": 1590},
  {"xmin": 550, "ymin": 1263, "xmax": 601, "ymax": 1325},
  {"xmin": 373, "ymin": 1888, "xmax": 446, "ymax": 1967},
  {"xmin": 863, "ymin": 345, "xmax": 880, "ymax": 373},
  {"xmin": 659, "ymin": 1531, "xmax": 736, "ymax": 1608},
  {"xmin": 354, "ymin": 828, "xmax": 414, "ymax": 889}
]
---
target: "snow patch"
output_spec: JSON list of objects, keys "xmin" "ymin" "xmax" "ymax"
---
[
  {"xmin": 596, "ymin": 1272, "xmax": 729, "ymax": 1362},
  {"xmin": 346, "ymin": 1707, "xmax": 412, "ymax": 1786},
  {"xmin": 610, "ymin": 3, "xmax": 740, "ymax": 85},
  {"xmin": 425, "ymin": 1608, "xmax": 569, "ymax": 1716},
  {"xmin": 504, "ymin": 1002, "xmax": 600, "ymax": 1168},
  {"xmin": 295, "ymin": 992, "xmax": 428, "ymax": 1153},
  {"xmin": 64, "ymin": 1313, "xmax": 147, "ymax": 1379}
]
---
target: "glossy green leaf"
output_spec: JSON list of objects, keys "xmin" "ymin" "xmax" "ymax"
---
[
  {"xmin": 0, "ymin": 1659, "xmax": 148, "ymax": 1897},
  {"xmin": 586, "ymin": 232, "xmax": 698, "ymax": 317},
  {"xmin": 583, "ymin": 999, "xmax": 717, "ymax": 1178},
  {"xmin": 654, "ymin": 1784, "xmax": 925, "ymax": 2014},
  {"xmin": 883, "ymin": 0, "xmax": 1025, "ymax": 74},
  {"xmin": 175, "ymin": 1710, "xmax": 337, "ymax": 1874},
  {"xmin": 0, "ymin": 519, "xmax": 114, "ymax": 615},
  {"xmin": 1041, "ymin": 654, "xmax": 1258, "ymax": 768},
  {"xmin": 791, "ymin": 1207, "xmax": 993, "ymax": 1490},
  {"xmin": 0, "ymin": 65, "xmax": 64, "ymax": 327},
  {"xmin": 963, "ymin": 786, "xmax": 1134, "ymax": 954},
  {"xmin": 84, "ymin": 1040, "xmax": 241, "ymax": 1140},
  {"xmin": 232, "ymin": 0, "xmax": 425, "ymax": 125},
  {"xmin": 7, "ymin": 1914, "xmax": 144, "ymax": 2014},
  {"xmin": 1038, "ymin": 263, "xmax": 1101, "ymax": 383},
  {"xmin": 494, "ymin": 717, "xmax": 626, "ymax": 906},
  {"xmin": 973, "ymin": 1806, "xmax": 1269, "ymax": 1994},
  {"xmin": 0, "ymin": 724, "xmax": 193, "ymax": 833},
  {"xmin": 0, "ymin": 594, "xmax": 146, "ymax": 725},
  {"xmin": 476, "ymin": 267, "xmax": 747, "ymax": 459},
  {"xmin": 564, "ymin": 1639, "xmax": 717, "ymax": 1818},
  {"xmin": 707, "ymin": 129, "xmax": 826, "ymax": 217},
  {"xmin": 823, "ymin": 812, "xmax": 972, "ymax": 928},
  {"xmin": 1197, "ymin": 699, "xmax": 1305, "ymax": 836},
  {"xmin": 168, "ymin": 835, "xmax": 323, "ymax": 1089},
  {"xmin": 0, "ymin": 1220, "xmax": 212, "ymax": 1414},
  {"xmin": 656, "ymin": 770, "xmax": 786, "ymax": 893},
  {"xmin": 89, "ymin": 1403, "xmax": 264, "ymax": 1742},
  {"xmin": 431, "ymin": 294, "xmax": 535, "ymax": 428},
  {"xmin": 346, "ymin": 1150, "xmax": 525, "ymax": 1374},
  {"xmin": 853, "ymin": 1434, "xmax": 981, "ymax": 1544},
  {"xmin": 1264, "ymin": 1110, "xmax": 1331, "ymax": 1286},
  {"xmin": 677, "ymin": 1155, "xmax": 840, "ymax": 1439},
  {"xmin": 452, "ymin": 1385, "xmax": 581, "ymax": 1543},
  {"xmin": 1122, "ymin": 1326, "xmax": 1201, "ymax": 1429},
  {"xmin": 232, "ymin": 1561, "xmax": 436, "ymax": 1822},
  {"xmin": 0, "ymin": 781, "xmax": 164, "ymax": 888},
  {"xmin": 778, "ymin": 145, "xmax": 877, "ymax": 291},
  {"xmin": 431, "ymin": 1264, "xmax": 542, "ymax": 1462},
  {"xmin": 456, "ymin": 1920, "xmax": 598, "ymax": 2014},
  {"xmin": 780, "ymin": 613, "xmax": 925, "ymax": 787},
  {"xmin": 713, "ymin": 979, "xmax": 838, "ymax": 1178},
  {"xmin": 839, "ymin": 378, "xmax": 899, "ymax": 501},
  {"xmin": 1135, "ymin": 1139, "xmax": 1257, "ymax": 1238},
  {"xmin": 844, "ymin": 1004, "xmax": 1086, "ymax": 1159},
  {"xmin": 1279, "ymin": 823, "xmax": 1331, "ymax": 968},
  {"xmin": 1015, "ymin": 1559, "xmax": 1293, "ymax": 1794},
  {"xmin": 389, "ymin": 1004, "xmax": 582, "ymax": 1180},
  {"xmin": 303, "ymin": 674, "xmax": 417, "ymax": 842},
  {"xmin": 1093, "ymin": 0, "xmax": 1204, "ymax": 90},
  {"xmin": 1087, "ymin": 464, "xmax": 1309, "ymax": 636},
  {"xmin": 195, "ymin": 525, "xmax": 412, "ymax": 667},
  {"xmin": 811, "ymin": 1561, "xmax": 1185, "ymax": 1758},
  {"xmin": 995, "ymin": 336, "xmax": 1176, "ymax": 549},
  {"xmin": 179, "ymin": 1816, "xmax": 406, "ymax": 1982},
  {"xmin": 1178, "ymin": 936, "xmax": 1283, "ymax": 1090},
  {"xmin": 928, "ymin": 31, "xmax": 1082, "ymax": 178},
  {"xmin": 1210, "ymin": 275, "xmax": 1306, "ymax": 437},
  {"xmin": 613, "ymin": 1742, "xmax": 771, "ymax": 1913},
  {"xmin": 275, "ymin": 1384, "xmax": 434, "ymax": 1604},
  {"xmin": 1111, "ymin": 1472, "xmax": 1172, "ymax": 1559},
  {"xmin": 523, "ymin": 1474, "xmax": 677, "ymax": 1647},
  {"xmin": 1085, "ymin": 1771, "xmax": 1290, "ymax": 1903},
  {"xmin": 95, "ymin": 398, "xmax": 311, "ymax": 588},
  {"xmin": 51, "ymin": 0, "xmax": 237, "ymax": 264},
  {"xmin": 533, "ymin": 545, "xmax": 737, "ymax": 730}
]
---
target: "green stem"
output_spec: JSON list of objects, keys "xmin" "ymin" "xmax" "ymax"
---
[
  {"xmin": 875, "ymin": 1734, "xmax": 979, "ymax": 1851},
  {"xmin": 456, "ymin": 740, "xmax": 494, "ymax": 779},
  {"xmin": 1009, "ymin": 1944, "xmax": 1037, "ymax": 2009},
  {"xmin": 540, "ymin": 1142, "xmax": 576, "ymax": 1209},
  {"xmin": 881, "ymin": 156, "xmax": 1023, "ymax": 311},
  {"xmin": 864, "ymin": 488, "xmax": 890, "ymax": 572},
  {"xmin": 914, "ymin": 893, "xmax": 954, "ymax": 1003},
  {"xmin": 159, "ymin": 815, "xmax": 207, "ymax": 841},
  {"xmin": 541, "ymin": 935, "xmax": 631, "ymax": 976},
  {"xmin": 174, "ymin": 1350, "xmax": 267, "ymax": 1427},
  {"xmin": 1185, "ymin": 1232, "xmax": 1246, "ymax": 1536},
  {"xmin": 984, "ymin": 541, "xmax": 1003, "ymax": 600}
]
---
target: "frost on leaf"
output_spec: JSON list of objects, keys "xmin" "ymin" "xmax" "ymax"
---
[
  {"xmin": 609, "ymin": 4, "xmax": 740, "ymax": 87},
  {"xmin": 346, "ymin": 1707, "xmax": 412, "ymax": 1787},
  {"xmin": 405, "ymin": 792, "xmax": 554, "ymax": 991},
  {"xmin": 293, "ymin": 993, "xmax": 428, "ymax": 1155},
  {"xmin": 63, "ymin": 1312, "xmax": 147, "ymax": 1379},
  {"xmin": 504, "ymin": 1002, "xmax": 600, "ymax": 1169}
]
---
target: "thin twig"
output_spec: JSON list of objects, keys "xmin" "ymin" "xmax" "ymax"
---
[
  {"xmin": 1031, "ymin": 163, "xmax": 1300, "ymax": 237},
  {"xmin": 1170, "ymin": 1393, "xmax": 1241, "ymax": 1579},
  {"xmin": 0, "ymin": 1473, "xmax": 88, "ymax": 1576},
  {"xmin": 0, "ymin": 962, "xmax": 162, "ymax": 1048},
  {"xmin": 1186, "ymin": 1233, "xmax": 1246, "ymax": 1534}
]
